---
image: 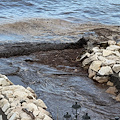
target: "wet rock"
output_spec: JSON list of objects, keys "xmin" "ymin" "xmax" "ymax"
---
[
  {"xmin": 107, "ymin": 81, "xmax": 114, "ymax": 86},
  {"xmin": 93, "ymin": 76, "xmax": 109, "ymax": 83},
  {"xmin": 89, "ymin": 60, "xmax": 102, "ymax": 72},
  {"xmin": 98, "ymin": 66, "xmax": 113, "ymax": 76},
  {"xmin": 102, "ymin": 49, "xmax": 113, "ymax": 57},
  {"xmin": 106, "ymin": 86, "xmax": 118, "ymax": 95}
]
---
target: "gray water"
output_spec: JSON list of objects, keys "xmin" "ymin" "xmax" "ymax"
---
[{"xmin": 0, "ymin": 0, "xmax": 120, "ymax": 25}]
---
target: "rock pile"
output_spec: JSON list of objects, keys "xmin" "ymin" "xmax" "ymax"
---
[
  {"xmin": 79, "ymin": 40, "xmax": 120, "ymax": 101},
  {"xmin": 0, "ymin": 74, "xmax": 53, "ymax": 120}
]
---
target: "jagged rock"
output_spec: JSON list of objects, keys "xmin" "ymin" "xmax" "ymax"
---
[
  {"xmin": 0, "ymin": 78, "xmax": 10, "ymax": 86},
  {"xmin": 93, "ymin": 76, "xmax": 109, "ymax": 83},
  {"xmin": 98, "ymin": 66, "xmax": 113, "ymax": 75},
  {"xmin": 97, "ymin": 56, "xmax": 107, "ymax": 62},
  {"xmin": 102, "ymin": 59, "xmax": 116, "ymax": 66},
  {"xmin": 33, "ymin": 99, "xmax": 47, "ymax": 109},
  {"xmin": 2, "ymin": 90, "xmax": 13, "ymax": 98},
  {"xmin": 113, "ymin": 51, "xmax": 120, "ymax": 58},
  {"xmin": 102, "ymin": 50, "xmax": 113, "ymax": 57},
  {"xmin": 112, "ymin": 64, "xmax": 120, "ymax": 73},
  {"xmin": 26, "ymin": 103, "xmax": 38, "ymax": 111},
  {"xmin": 20, "ymin": 112, "xmax": 31, "ymax": 120},
  {"xmin": 106, "ymin": 86, "xmax": 118, "ymax": 95},
  {"xmin": 2, "ymin": 102, "xmax": 10, "ymax": 112},
  {"xmin": 88, "ymin": 68, "xmax": 96, "ymax": 78},
  {"xmin": 92, "ymin": 47, "xmax": 101, "ymax": 52},
  {"xmin": 9, "ymin": 112, "xmax": 19, "ymax": 120},
  {"xmin": 38, "ymin": 107, "xmax": 50, "ymax": 116},
  {"xmin": 5, "ymin": 107, "xmax": 15, "ymax": 115},
  {"xmin": 43, "ymin": 114, "xmax": 53, "ymax": 120},
  {"xmin": 0, "ymin": 99, "xmax": 8, "ymax": 108},
  {"xmin": 108, "ymin": 40, "xmax": 116, "ymax": 45},
  {"xmin": 79, "ymin": 52, "xmax": 90, "ymax": 61},
  {"xmin": 89, "ymin": 60, "xmax": 102, "ymax": 72},
  {"xmin": 107, "ymin": 81, "xmax": 114, "ymax": 86},
  {"xmin": 82, "ymin": 54, "xmax": 98, "ymax": 66},
  {"xmin": 106, "ymin": 45, "xmax": 120, "ymax": 51},
  {"xmin": 13, "ymin": 90, "xmax": 28, "ymax": 98}
]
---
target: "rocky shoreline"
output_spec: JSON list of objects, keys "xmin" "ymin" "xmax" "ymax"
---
[
  {"xmin": 0, "ymin": 74, "xmax": 53, "ymax": 120},
  {"xmin": 79, "ymin": 39, "xmax": 120, "ymax": 101}
]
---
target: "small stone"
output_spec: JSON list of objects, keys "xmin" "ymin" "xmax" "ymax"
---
[
  {"xmin": 98, "ymin": 66, "xmax": 113, "ymax": 75},
  {"xmin": 112, "ymin": 64, "xmax": 120, "ymax": 73},
  {"xmin": 106, "ymin": 86, "xmax": 118, "ymax": 95},
  {"xmin": 2, "ymin": 102, "xmax": 10, "ymax": 112},
  {"xmin": 89, "ymin": 60, "xmax": 102, "ymax": 72},
  {"xmin": 107, "ymin": 81, "xmax": 114, "ymax": 86},
  {"xmin": 93, "ymin": 76, "xmax": 109, "ymax": 83},
  {"xmin": 108, "ymin": 40, "xmax": 116, "ymax": 45},
  {"xmin": 103, "ymin": 50, "xmax": 113, "ymax": 57}
]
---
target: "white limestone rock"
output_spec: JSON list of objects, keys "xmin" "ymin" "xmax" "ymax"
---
[
  {"xmin": 92, "ymin": 47, "xmax": 101, "ymax": 53},
  {"xmin": 119, "ymin": 72, "xmax": 120, "ymax": 77},
  {"xmin": 98, "ymin": 66, "xmax": 113, "ymax": 75},
  {"xmin": 79, "ymin": 52, "xmax": 90, "ymax": 61},
  {"xmin": 112, "ymin": 64, "xmax": 120, "ymax": 73},
  {"xmin": 102, "ymin": 50, "xmax": 113, "ymax": 57},
  {"xmin": 34, "ymin": 99, "xmax": 47, "ymax": 109},
  {"xmin": 9, "ymin": 112, "xmax": 19, "ymax": 120},
  {"xmin": 88, "ymin": 68, "xmax": 96, "ymax": 78},
  {"xmin": 97, "ymin": 56, "xmax": 107, "ymax": 62},
  {"xmin": 43, "ymin": 114, "xmax": 53, "ymax": 120},
  {"xmin": 82, "ymin": 54, "xmax": 98, "ymax": 67},
  {"xmin": 89, "ymin": 61, "xmax": 102, "ymax": 72},
  {"xmin": 19, "ymin": 112, "xmax": 31, "ymax": 120},
  {"xmin": 106, "ymin": 45, "xmax": 120, "ymax": 51},
  {"xmin": 2, "ymin": 102, "xmax": 10, "ymax": 112},
  {"xmin": 26, "ymin": 103, "xmax": 38, "ymax": 111},
  {"xmin": 0, "ymin": 99, "xmax": 8, "ymax": 108},
  {"xmin": 2, "ymin": 90, "xmax": 13, "ymax": 98},
  {"xmin": 5, "ymin": 107, "xmax": 15, "ymax": 115},
  {"xmin": 0, "ymin": 78, "xmax": 10, "ymax": 86},
  {"xmin": 108, "ymin": 40, "xmax": 116, "ymax": 45},
  {"xmin": 38, "ymin": 107, "xmax": 50, "ymax": 116},
  {"xmin": 106, "ymin": 86, "xmax": 118, "ymax": 95},
  {"xmin": 13, "ymin": 90, "xmax": 28, "ymax": 98},
  {"xmin": 103, "ymin": 59, "xmax": 116, "ymax": 66},
  {"xmin": 93, "ymin": 76, "xmax": 109, "ymax": 83}
]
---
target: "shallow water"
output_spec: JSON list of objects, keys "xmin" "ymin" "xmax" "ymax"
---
[
  {"xmin": 0, "ymin": 0, "xmax": 120, "ymax": 25},
  {"xmin": 0, "ymin": 54, "xmax": 120, "ymax": 120}
]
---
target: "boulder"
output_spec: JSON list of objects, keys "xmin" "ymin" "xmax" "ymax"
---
[
  {"xmin": 98, "ymin": 66, "xmax": 113, "ymax": 75},
  {"xmin": 92, "ymin": 47, "xmax": 101, "ymax": 52},
  {"xmin": 13, "ymin": 91, "xmax": 28, "ymax": 98},
  {"xmin": 102, "ymin": 59, "xmax": 116, "ymax": 66},
  {"xmin": 93, "ymin": 76, "xmax": 109, "ymax": 83},
  {"xmin": 43, "ymin": 114, "xmax": 53, "ymax": 120},
  {"xmin": 88, "ymin": 68, "xmax": 96, "ymax": 78},
  {"xmin": 97, "ymin": 56, "xmax": 107, "ymax": 62},
  {"xmin": 108, "ymin": 40, "xmax": 116, "ymax": 45},
  {"xmin": 102, "ymin": 50, "xmax": 113, "ymax": 57},
  {"xmin": 106, "ymin": 86, "xmax": 118, "ymax": 95},
  {"xmin": 89, "ymin": 60, "xmax": 102, "ymax": 72},
  {"xmin": 9, "ymin": 112, "xmax": 19, "ymax": 120},
  {"xmin": 106, "ymin": 45, "xmax": 120, "ymax": 51},
  {"xmin": 112, "ymin": 64, "xmax": 120, "ymax": 73}
]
